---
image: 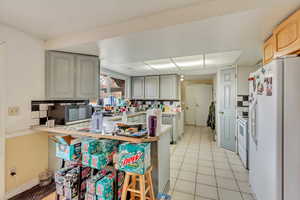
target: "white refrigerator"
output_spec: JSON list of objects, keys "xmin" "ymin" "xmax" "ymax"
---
[{"xmin": 248, "ymin": 56, "xmax": 300, "ymax": 200}]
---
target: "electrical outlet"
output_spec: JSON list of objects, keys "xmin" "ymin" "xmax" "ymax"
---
[
  {"xmin": 10, "ymin": 167, "xmax": 16, "ymax": 177},
  {"xmin": 8, "ymin": 106, "xmax": 20, "ymax": 116}
]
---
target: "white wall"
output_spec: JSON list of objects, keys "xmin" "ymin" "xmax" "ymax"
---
[
  {"xmin": 0, "ymin": 24, "xmax": 45, "ymax": 134},
  {"xmin": 0, "ymin": 24, "xmax": 45, "ymax": 198},
  {"xmin": 237, "ymin": 66, "xmax": 257, "ymax": 95}
]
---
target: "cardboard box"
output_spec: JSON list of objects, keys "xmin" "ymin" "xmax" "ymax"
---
[
  {"xmin": 82, "ymin": 139, "xmax": 100, "ymax": 154},
  {"xmin": 95, "ymin": 175, "xmax": 114, "ymax": 200},
  {"xmin": 90, "ymin": 153, "xmax": 108, "ymax": 170},
  {"xmin": 117, "ymin": 143, "xmax": 151, "ymax": 174},
  {"xmin": 82, "ymin": 153, "xmax": 91, "ymax": 166},
  {"xmin": 86, "ymin": 173, "xmax": 106, "ymax": 195},
  {"xmin": 55, "ymin": 136, "xmax": 81, "ymax": 161}
]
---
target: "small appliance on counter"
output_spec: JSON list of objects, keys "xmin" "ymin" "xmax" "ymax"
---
[{"xmin": 47, "ymin": 100, "xmax": 92, "ymax": 125}]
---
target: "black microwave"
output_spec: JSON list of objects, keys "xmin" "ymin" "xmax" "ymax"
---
[{"xmin": 48, "ymin": 103, "xmax": 93, "ymax": 125}]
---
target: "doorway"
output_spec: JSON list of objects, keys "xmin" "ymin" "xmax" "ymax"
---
[
  {"xmin": 185, "ymin": 84, "xmax": 212, "ymax": 126},
  {"xmin": 218, "ymin": 67, "xmax": 236, "ymax": 152},
  {"xmin": 0, "ymin": 42, "xmax": 6, "ymax": 199}
]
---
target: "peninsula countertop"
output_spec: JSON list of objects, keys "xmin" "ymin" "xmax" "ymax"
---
[{"xmin": 33, "ymin": 121, "xmax": 171, "ymax": 143}]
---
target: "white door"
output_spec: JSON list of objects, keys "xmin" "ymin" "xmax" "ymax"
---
[
  {"xmin": 0, "ymin": 42, "xmax": 6, "ymax": 199},
  {"xmin": 219, "ymin": 68, "xmax": 236, "ymax": 151},
  {"xmin": 185, "ymin": 84, "xmax": 212, "ymax": 126}
]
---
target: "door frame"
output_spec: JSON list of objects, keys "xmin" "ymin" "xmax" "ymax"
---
[
  {"xmin": 0, "ymin": 41, "xmax": 6, "ymax": 199},
  {"xmin": 216, "ymin": 65, "xmax": 237, "ymax": 149}
]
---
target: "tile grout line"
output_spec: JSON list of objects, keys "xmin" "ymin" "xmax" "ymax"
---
[
  {"xmin": 210, "ymin": 128, "xmax": 221, "ymax": 200},
  {"xmin": 224, "ymin": 150, "xmax": 245, "ymax": 200},
  {"xmin": 194, "ymin": 126, "xmax": 201, "ymax": 200}
]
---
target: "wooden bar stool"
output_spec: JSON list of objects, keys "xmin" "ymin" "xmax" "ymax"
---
[{"xmin": 121, "ymin": 167, "xmax": 155, "ymax": 200}]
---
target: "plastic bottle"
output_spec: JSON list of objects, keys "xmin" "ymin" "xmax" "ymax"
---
[
  {"xmin": 122, "ymin": 111, "xmax": 128, "ymax": 123},
  {"xmin": 91, "ymin": 110, "xmax": 103, "ymax": 133}
]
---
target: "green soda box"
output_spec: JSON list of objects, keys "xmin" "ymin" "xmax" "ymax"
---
[
  {"xmin": 82, "ymin": 153, "xmax": 91, "ymax": 166},
  {"xmin": 82, "ymin": 139, "xmax": 100, "ymax": 154},
  {"xmin": 86, "ymin": 172, "xmax": 106, "ymax": 194},
  {"xmin": 90, "ymin": 153, "xmax": 108, "ymax": 170},
  {"xmin": 55, "ymin": 136, "xmax": 81, "ymax": 161},
  {"xmin": 118, "ymin": 143, "xmax": 151, "ymax": 175},
  {"xmin": 98, "ymin": 139, "xmax": 117, "ymax": 153},
  {"xmin": 95, "ymin": 175, "xmax": 114, "ymax": 199}
]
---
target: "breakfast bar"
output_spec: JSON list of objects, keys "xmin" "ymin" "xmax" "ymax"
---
[{"xmin": 34, "ymin": 119, "xmax": 171, "ymax": 195}]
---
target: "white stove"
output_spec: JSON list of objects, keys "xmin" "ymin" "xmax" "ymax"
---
[{"xmin": 237, "ymin": 117, "xmax": 249, "ymax": 169}]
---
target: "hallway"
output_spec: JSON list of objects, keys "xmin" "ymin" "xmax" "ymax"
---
[{"xmin": 170, "ymin": 126, "xmax": 254, "ymax": 200}]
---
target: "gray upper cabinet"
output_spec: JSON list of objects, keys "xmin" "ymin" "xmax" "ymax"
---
[
  {"xmin": 160, "ymin": 75, "xmax": 179, "ymax": 100},
  {"xmin": 75, "ymin": 55, "xmax": 99, "ymax": 100},
  {"xmin": 145, "ymin": 76, "xmax": 159, "ymax": 99},
  {"xmin": 46, "ymin": 52, "xmax": 75, "ymax": 99},
  {"xmin": 46, "ymin": 51, "xmax": 99, "ymax": 100},
  {"xmin": 131, "ymin": 77, "xmax": 145, "ymax": 99}
]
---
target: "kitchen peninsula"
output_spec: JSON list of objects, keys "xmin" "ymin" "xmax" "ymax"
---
[{"xmin": 33, "ymin": 114, "xmax": 171, "ymax": 195}]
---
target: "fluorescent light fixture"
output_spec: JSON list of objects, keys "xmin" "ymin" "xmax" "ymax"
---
[
  {"xmin": 145, "ymin": 59, "xmax": 176, "ymax": 69},
  {"xmin": 173, "ymin": 55, "xmax": 204, "ymax": 67}
]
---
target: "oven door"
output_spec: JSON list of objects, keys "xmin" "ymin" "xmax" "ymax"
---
[{"xmin": 238, "ymin": 119, "xmax": 248, "ymax": 168}]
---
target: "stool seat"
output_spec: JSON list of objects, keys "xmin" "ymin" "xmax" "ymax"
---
[{"xmin": 121, "ymin": 166, "xmax": 155, "ymax": 200}]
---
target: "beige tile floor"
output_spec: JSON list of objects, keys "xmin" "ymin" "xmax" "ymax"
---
[{"xmin": 169, "ymin": 126, "xmax": 256, "ymax": 200}]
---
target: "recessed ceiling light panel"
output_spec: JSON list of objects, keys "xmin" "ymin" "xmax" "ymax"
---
[
  {"xmin": 173, "ymin": 55, "xmax": 204, "ymax": 68},
  {"xmin": 145, "ymin": 59, "xmax": 176, "ymax": 69}
]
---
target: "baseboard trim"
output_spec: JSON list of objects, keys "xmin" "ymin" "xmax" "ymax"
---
[{"xmin": 5, "ymin": 178, "xmax": 39, "ymax": 199}]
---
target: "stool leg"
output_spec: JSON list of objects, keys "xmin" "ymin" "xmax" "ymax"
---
[
  {"xmin": 147, "ymin": 170, "xmax": 155, "ymax": 200},
  {"xmin": 130, "ymin": 175, "xmax": 137, "ymax": 200},
  {"xmin": 121, "ymin": 173, "xmax": 130, "ymax": 200},
  {"xmin": 139, "ymin": 175, "xmax": 146, "ymax": 200}
]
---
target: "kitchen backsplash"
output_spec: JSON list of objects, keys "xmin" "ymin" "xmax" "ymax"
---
[
  {"xmin": 31, "ymin": 100, "xmax": 89, "ymax": 126},
  {"xmin": 237, "ymin": 95, "xmax": 249, "ymax": 117}
]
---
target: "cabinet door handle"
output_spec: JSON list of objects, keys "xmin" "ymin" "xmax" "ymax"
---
[{"xmin": 219, "ymin": 111, "xmax": 224, "ymax": 114}]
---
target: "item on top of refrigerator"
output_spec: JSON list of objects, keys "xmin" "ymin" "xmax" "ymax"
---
[
  {"xmin": 82, "ymin": 139, "xmax": 100, "ymax": 154},
  {"xmin": 95, "ymin": 175, "xmax": 114, "ymax": 199},
  {"xmin": 91, "ymin": 110, "xmax": 103, "ymax": 133},
  {"xmin": 55, "ymin": 136, "xmax": 82, "ymax": 161},
  {"xmin": 117, "ymin": 142, "xmax": 151, "ymax": 174}
]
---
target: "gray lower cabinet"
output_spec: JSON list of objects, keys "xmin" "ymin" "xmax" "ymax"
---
[{"xmin": 46, "ymin": 51, "xmax": 99, "ymax": 100}]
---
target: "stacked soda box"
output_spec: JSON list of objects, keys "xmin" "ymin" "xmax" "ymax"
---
[
  {"xmin": 85, "ymin": 167, "xmax": 115, "ymax": 200},
  {"xmin": 55, "ymin": 166, "xmax": 91, "ymax": 200},
  {"xmin": 117, "ymin": 142, "xmax": 151, "ymax": 175},
  {"xmin": 55, "ymin": 136, "xmax": 82, "ymax": 161},
  {"xmin": 81, "ymin": 139, "xmax": 118, "ymax": 170}
]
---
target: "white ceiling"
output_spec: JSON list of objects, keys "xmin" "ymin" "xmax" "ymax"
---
[
  {"xmin": 0, "ymin": 0, "xmax": 207, "ymax": 39},
  {"xmin": 101, "ymin": 50, "xmax": 241, "ymax": 76},
  {"xmin": 98, "ymin": 3, "xmax": 300, "ymax": 72}
]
